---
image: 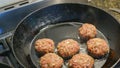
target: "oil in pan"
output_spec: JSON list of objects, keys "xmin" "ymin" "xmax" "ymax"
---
[{"xmin": 30, "ymin": 22, "xmax": 109, "ymax": 68}]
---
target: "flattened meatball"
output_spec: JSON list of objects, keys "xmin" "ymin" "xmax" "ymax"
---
[
  {"xmin": 79, "ymin": 23, "xmax": 97, "ymax": 40},
  {"xmin": 34, "ymin": 38, "xmax": 55, "ymax": 55},
  {"xmin": 57, "ymin": 39, "xmax": 80, "ymax": 58},
  {"xmin": 87, "ymin": 38, "xmax": 109, "ymax": 58},
  {"xmin": 40, "ymin": 53, "xmax": 63, "ymax": 68},
  {"xmin": 68, "ymin": 53, "xmax": 94, "ymax": 68}
]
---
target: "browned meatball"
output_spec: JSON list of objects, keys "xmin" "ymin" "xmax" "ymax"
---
[
  {"xmin": 79, "ymin": 23, "xmax": 97, "ymax": 40},
  {"xmin": 57, "ymin": 39, "xmax": 80, "ymax": 58},
  {"xmin": 87, "ymin": 38, "xmax": 109, "ymax": 58},
  {"xmin": 34, "ymin": 38, "xmax": 55, "ymax": 55},
  {"xmin": 40, "ymin": 53, "xmax": 63, "ymax": 68},
  {"xmin": 68, "ymin": 53, "xmax": 94, "ymax": 68}
]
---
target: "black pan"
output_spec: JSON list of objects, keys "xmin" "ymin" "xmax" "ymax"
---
[{"xmin": 12, "ymin": 0, "xmax": 120, "ymax": 68}]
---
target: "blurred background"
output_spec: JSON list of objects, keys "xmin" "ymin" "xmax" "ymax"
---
[{"xmin": 88, "ymin": 0, "xmax": 120, "ymax": 22}]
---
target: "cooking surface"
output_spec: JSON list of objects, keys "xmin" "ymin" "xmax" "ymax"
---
[
  {"xmin": 30, "ymin": 22, "xmax": 109, "ymax": 68},
  {"xmin": 0, "ymin": 0, "xmax": 120, "ymax": 67},
  {"xmin": 0, "ymin": 0, "xmax": 25, "ymax": 8},
  {"xmin": 0, "ymin": 1, "xmax": 46, "ymax": 67},
  {"xmin": 0, "ymin": 1, "xmax": 44, "ymax": 36}
]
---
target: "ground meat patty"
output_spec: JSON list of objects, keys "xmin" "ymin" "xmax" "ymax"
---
[
  {"xmin": 34, "ymin": 38, "xmax": 55, "ymax": 55},
  {"xmin": 68, "ymin": 53, "xmax": 94, "ymax": 68},
  {"xmin": 87, "ymin": 38, "xmax": 109, "ymax": 58},
  {"xmin": 79, "ymin": 23, "xmax": 97, "ymax": 40},
  {"xmin": 40, "ymin": 53, "xmax": 63, "ymax": 68},
  {"xmin": 57, "ymin": 39, "xmax": 80, "ymax": 58}
]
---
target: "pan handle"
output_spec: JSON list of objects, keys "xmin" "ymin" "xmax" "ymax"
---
[
  {"xmin": 109, "ymin": 8, "xmax": 120, "ymax": 14},
  {"xmin": 0, "ymin": 39, "xmax": 10, "ymax": 56},
  {"xmin": 112, "ymin": 59, "xmax": 120, "ymax": 68}
]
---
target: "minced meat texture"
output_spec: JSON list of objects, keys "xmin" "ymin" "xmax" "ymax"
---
[
  {"xmin": 68, "ymin": 53, "xmax": 94, "ymax": 68},
  {"xmin": 34, "ymin": 38, "xmax": 55, "ymax": 55},
  {"xmin": 79, "ymin": 23, "xmax": 97, "ymax": 40},
  {"xmin": 87, "ymin": 38, "xmax": 109, "ymax": 58},
  {"xmin": 40, "ymin": 53, "xmax": 63, "ymax": 68},
  {"xmin": 57, "ymin": 39, "xmax": 80, "ymax": 58}
]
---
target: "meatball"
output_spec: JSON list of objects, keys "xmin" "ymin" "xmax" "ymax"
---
[
  {"xmin": 87, "ymin": 38, "xmax": 109, "ymax": 58},
  {"xmin": 68, "ymin": 53, "xmax": 94, "ymax": 68},
  {"xmin": 79, "ymin": 23, "xmax": 97, "ymax": 40},
  {"xmin": 34, "ymin": 38, "xmax": 55, "ymax": 55},
  {"xmin": 57, "ymin": 39, "xmax": 80, "ymax": 58},
  {"xmin": 40, "ymin": 53, "xmax": 63, "ymax": 68}
]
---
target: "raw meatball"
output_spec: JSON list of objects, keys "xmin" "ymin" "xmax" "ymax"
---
[
  {"xmin": 68, "ymin": 53, "xmax": 94, "ymax": 68},
  {"xmin": 34, "ymin": 38, "xmax": 55, "ymax": 55},
  {"xmin": 87, "ymin": 38, "xmax": 109, "ymax": 58},
  {"xmin": 40, "ymin": 53, "xmax": 63, "ymax": 68},
  {"xmin": 57, "ymin": 39, "xmax": 80, "ymax": 58},
  {"xmin": 79, "ymin": 23, "xmax": 97, "ymax": 40}
]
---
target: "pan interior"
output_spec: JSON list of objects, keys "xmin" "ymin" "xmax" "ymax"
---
[{"xmin": 30, "ymin": 22, "xmax": 109, "ymax": 68}]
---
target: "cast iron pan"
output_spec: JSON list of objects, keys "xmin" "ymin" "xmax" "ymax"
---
[{"xmin": 12, "ymin": 0, "xmax": 120, "ymax": 68}]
